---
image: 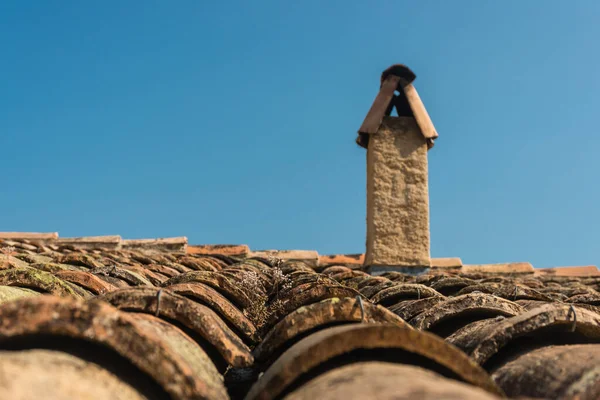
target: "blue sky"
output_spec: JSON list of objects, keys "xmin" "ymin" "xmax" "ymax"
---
[{"xmin": 1, "ymin": 1, "xmax": 598, "ymax": 268}]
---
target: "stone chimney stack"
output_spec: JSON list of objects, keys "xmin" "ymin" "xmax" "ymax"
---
[{"xmin": 357, "ymin": 65, "xmax": 438, "ymax": 269}]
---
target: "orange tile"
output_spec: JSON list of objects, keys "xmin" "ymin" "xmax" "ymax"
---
[
  {"xmin": 318, "ymin": 254, "xmax": 365, "ymax": 266},
  {"xmin": 534, "ymin": 266, "xmax": 600, "ymax": 277},
  {"xmin": 187, "ymin": 244, "xmax": 250, "ymax": 256},
  {"xmin": 431, "ymin": 257, "xmax": 463, "ymax": 269},
  {"xmin": 0, "ymin": 232, "xmax": 58, "ymax": 240},
  {"xmin": 123, "ymin": 237, "xmax": 187, "ymax": 252},
  {"xmin": 249, "ymin": 250, "xmax": 319, "ymax": 266},
  {"xmin": 461, "ymin": 262, "xmax": 534, "ymax": 274}
]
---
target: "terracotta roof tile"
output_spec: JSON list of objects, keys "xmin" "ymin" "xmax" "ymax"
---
[
  {"xmin": 0, "ymin": 232, "xmax": 58, "ymax": 240},
  {"xmin": 122, "ymin": 237, "xmax": 188, "ymax": 252},
  {"xmin": 245, "ymin": 324, "xmax": 503, "ymax": 400},
  {"xmin": 1, "ymin": 235, "xmax": 600, "ymax": 399},
  {"xmin": 248, "ymin": 250, "xmax": 319, "ymax": 267},
  {"xmin": 187, "ymin": 244, "xmax": 250, "ymax": 256},
  {"xmin": 318, "ymin": 253, "xmax": 365, "ymax": 266},
  {"xmin": 431, "ymin": 257, "xmax": 463, "ymax": 268},
  {"xmin": 461, "ymin": 262, "xmax": 534, "ymax": 274},
  {"xmin": 534, "ymin": 265, "xmax": 600, "ymax": 277},
  {"xmin": 56, "ymin": 235, "xmax": 122, "ymax": 250}
]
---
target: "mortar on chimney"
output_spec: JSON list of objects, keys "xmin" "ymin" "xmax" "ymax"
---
[{"xmin": 357, "ymin": 65, "xmax": 438, "ymax": 273}]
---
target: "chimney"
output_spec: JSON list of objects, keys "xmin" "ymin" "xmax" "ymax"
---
[{"xmin": 357, "ymin": 65, "xmax": 438, "ymax": 270}]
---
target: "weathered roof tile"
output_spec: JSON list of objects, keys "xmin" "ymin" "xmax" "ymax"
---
[
  {"xmin": 1, "ymin": 233, "xmax": 599, "ymax": 399},
  {"xmin": 461, "ymin": 262, "xmax": 534, "ymax": 274}
]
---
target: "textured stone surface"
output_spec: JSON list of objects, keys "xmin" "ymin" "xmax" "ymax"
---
[{"xmin": 365, "ymin": 117, "xmax": 430, "ymax": 267}]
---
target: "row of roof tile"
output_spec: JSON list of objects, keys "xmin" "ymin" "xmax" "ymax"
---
[
  {"xmin": 0, "ymin": 239, "xmax": 599, "ymax": 398},
  {"xmin": 1, "ymin": 232, "xmax": 596, "ymax": 276}
]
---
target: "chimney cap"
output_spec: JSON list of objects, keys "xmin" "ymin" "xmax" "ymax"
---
[
  {"xmin": 380, "ymin": 64, "xmax": 416, "ymax": 87},
  {"xmin": 357, "ymin": 64, "xmax": 438, "ymax": 149}
]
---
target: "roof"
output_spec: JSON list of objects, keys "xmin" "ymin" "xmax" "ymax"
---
[{"xmin": 0, "ymin": 233, "xmax": 599, "ymax": 399}]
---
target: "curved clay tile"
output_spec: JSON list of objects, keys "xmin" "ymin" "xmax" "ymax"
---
[
  {"xmin": 244, "ymin": 324, "xmax": 503, "ymax": 400},
  {"xmin": 343, "ymin": 275, "xmax": 373, "ymax": 287},
  {"xmin": 539, "ymin": 286, "xmax": 594, "ymax": 300},
  {"xmin": 0, "ymin": 349, "xmax": 154, "ymax": 400},
  {"xmin": 359, "ymin": 280, "xmax": 396, "ymax": 299},
  {"xmin": 446, "ymin": 303, "xmax": 600, "ymax": 367},
  {"xmin": 262, "ymin": 284, "xmax": 362, "ymax": 332},
  {"xmin": 582, "ymin": 277, "xmax": 600, "ymax": 289},
  {"xmin": 567, "ymin": 303, "xmax": 600, "ymax": 316},
  {"xmin": 166, "ymin": 282, "xmax": 259, "ymax": 344},
  {"xmin": 0, "ymin": 296, "xmax": 228, "ymax": 400},
  {"xmin": 409, "ymin": 293, "xmax": 524, "ymax": 337},
  {"xmin": 0, "ymin": 268, "xmax": 86, "ymax": 298},
  {"xmin": 203, "ymin": 256, "xmax": 230, "ymax": 270},
  {"xmin": 387, "ymin": 296, "xmax": 448, "ymax": 322},
  {"xmin": 429, "ymin": 276, "xmax": 476, "ymax": 296},
  {"xmin": 99, "ymin": 287, "xmax": 253, "ymax": 369},
  {"xmin": 356, "ymin": 275, "xmax": 389, "ymax": 290},
  {"xmin": 286, "ymin": 270, "xmax": 317, "ymax": 281},
  {"xmin": 144, "ymin": 263, "xmax": 182, "ymax": 278},
  {"xmin": 0, "ymin": 286, "xmax": 39, "ymax": 304},
  {"xmin": 567, "ymin": 292, "xmax": 600, "ymax": 306},
  {"xmin": 518, "ymin": 278, "xmax": 544, "ymax": 289},
  {"xmin": 380, "ymin": 271, "xmax": 414, "ymax": 282},
  {"xmin": 246, "ymin": 257, "xmax": 276, "ymax": 269},
  {"xmin": 226, "ymin": 262, "xmax": 273, "ymax": 279},
  {"xmin": 92, "ymin": 266, "xmax": 153, "ymax": 287},
  {"xmin": 492, "ymin": 344, "xmax": 600, "ymax": 399},
  {"xmin": 329, "ymin": 270, "xmax": 364, "ymax": 282},
  {"xmin": 206, "ymin": 254, "xmax": 240, "ymax": 267},
  {"xmin": 120, "ymin": 264, "xmax": 168, "ymax": 286},
  {"xmin": 129, "ymin": 253, "xmax": 155, "ymax": 265},
  {"xmin": 281, "ymin": 277, "xmax": 339, "ymax": 298},
  {"xmin": 15, "ymin": 253, "xmax": 54, "ymax": 265},
  {"xmin": 415, "ymin": 274, "xmax": 445, "ymax": 286},
  {"xmin": 101, "ymin": 253, "xmax": 135, "ymax": 266},
  {"xmin": 278, "ymin": 261, "xmax": 314, "ymax": 275},
  {"xmin": 55, "ymin": 270, "xmax": 119, "ymax": 295},
  {"xmin": 320, "ymin": 266, "xmax": 353, "ymax": 276},
  {"xmin": 514, "ymin": 299, "xmax": 550, "ymax": 311},
  {"xmin": 152, "ymin": 253, "xmax": 178, "ymax": 263},
  {"xmin": 94, "ymin": 273, "xmax": 131, "ymax": 289},
  {"xmin": 159, "ymin": 261, "xmax": 193, "ymax": 274},
  {"xmin": 232, "ymin": 259, "xmax": 276, "ymax": 275},
  {"xmin": 28, "ymin": 261, "xmax": 80, "ymax": 273},
  {"xmin": 283, "ymin": 362, "xmax": 501, "ymax": 400},
  {"xmin": 457, "ymin": 283, "xmax": 553, "ymax": 302},
  {"xmin": 477, "ymin": 276, "xmax": 513, "ymax": 284},
  {"xmin": 220, "ymin": 269, "xmax": 271, "ymax": 291},
  {"xmin": 178, "ymin": 256, "xmax": 222, "ymax": 272},
  {"xmin": 56, "ymin": 253, "xmax": 104, "ymax": 269},
  {"xmin": 370, "ymin": 284, "xmax": 441, "ymax": 307},
  {"xmin": 253, "ymin": 297, "xmax": 410, "ymax": 365},
  {"xmin": 445, "ymin": 318, "xmax": 502, "ymax": 346},
  {"xmin": 162, "ymin": 271, "xmax": 252, "ymax": 309}
]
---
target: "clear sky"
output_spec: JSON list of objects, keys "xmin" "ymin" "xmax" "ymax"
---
[{"xmin": 1, "ymin": 1, "xmax": 598, "ymax": 268}]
